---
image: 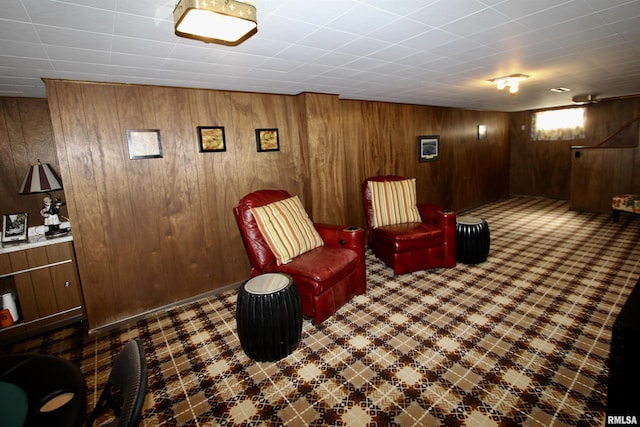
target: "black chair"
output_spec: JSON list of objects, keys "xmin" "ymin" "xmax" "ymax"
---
[
  {"xmin": 85, "ymin": 339, "xmax": 148, "ymax": 427},
  {"xmin": 0, "ymin": 353, "xmax": 87, "ymax": 427}
]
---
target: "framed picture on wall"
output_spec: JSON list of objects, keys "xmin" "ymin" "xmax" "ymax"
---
[
  {"xmin": 418, "ymin": 135, "xmax": 439, "ymax": 162},
  {"xmin": 126, "ymin": 129, "xmax": 162, "ymax": 160},
  {"xmin": 197, "ymin": 126, "xmax": 226, "ymax": 152},
  {"xmin": 2, "ymin": 213, "xmax": 28, "ymax": 243},
  {"xmin": 478, "ymin": 125, "xmax": 487, "ymax": 140},
  {"xmin": 255, "ymin": 129, "xmax": 280, "ymax": 152}
]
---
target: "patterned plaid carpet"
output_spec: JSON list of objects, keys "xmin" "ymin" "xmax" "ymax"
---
[{"xmin": 3, "ymin": 197, "xmax": 640, "ymax": 426}]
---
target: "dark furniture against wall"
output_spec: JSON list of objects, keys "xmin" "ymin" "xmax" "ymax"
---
[
  {"xmin": 606, "ymin": 278, "xmax": 640, "ymax": 421},
  {"xmin": 362, "ymin": 176, "xmax": 456, "ymax": 275},
  {"xmin": 234, "ymin": 190, "xmax": 366, "ymax": 324}
]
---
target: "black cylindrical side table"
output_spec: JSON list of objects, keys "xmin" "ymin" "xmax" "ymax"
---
[
  {"xmin": 236, "ymin": 273, "xmax": 302, "ymax": 362},
  {"xmin": 456, "ymin": 216, "xmax": 490, "ymax": 264}
]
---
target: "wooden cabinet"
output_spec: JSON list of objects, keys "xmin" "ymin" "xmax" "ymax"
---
[{"xmin": 0, "ymin": 240, "xmax": 83, "ymax": 342}]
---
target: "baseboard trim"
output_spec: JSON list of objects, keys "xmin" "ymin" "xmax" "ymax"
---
[{"xmin": 88, "ymin": 280, "xmax": 244, "ymax": 336}]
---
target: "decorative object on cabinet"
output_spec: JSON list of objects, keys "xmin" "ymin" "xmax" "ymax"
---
[
  {"xmin": 126, "ymin": 129, "xmax": 162, "ymax": 160},
  {"xmin": 418, "ymin": 135, "xmax": 439, "ymax": 162},
  {"xmin": 18, "ymin": 161, "xmax": 68, "ymax": 236},
  {"xmin": 197, "ymin": 126, "xmax": 226, "ymax": 152},
  {"xmin": 173, "ymin": 0, "xmax": 258, "ymax": 46},
  {"xmin": 233, "ymin": 189, "xmax": 366, "ymax": 324},
  {"xmin": 2, "ymin": 213, "xmax": 28, "ymax": 243},
  {"xmin": 361, "ymin": 175, "xmax": 457, "ymax": 274},
  {"xmin": 255, "ymin": 128, "xmax": 279, "ymax": 152}
]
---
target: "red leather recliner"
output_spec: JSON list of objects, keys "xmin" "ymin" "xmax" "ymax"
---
[
  {"xmin": 362, "ymin": 176, "xmax": 456, "ymax": 275},
  {"xmin": 234, "ymin": 190, "xmax": 366, "ymax": 324}
]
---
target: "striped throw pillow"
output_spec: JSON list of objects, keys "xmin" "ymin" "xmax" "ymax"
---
[
  {"xmin": 251, "ymin": 196, "xmax": 324, "ymax": 265},
  {"xmin": 368, "ymin": 179, "xmax": 422, "ymax": 228}
]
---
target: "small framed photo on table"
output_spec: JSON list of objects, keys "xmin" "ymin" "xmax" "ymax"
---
[
  {"xmin": 2, "ymin": 213, "xmax": 28, "ymax": 243},
  {"xmin": 255, "ymin": 129, "xmax": 280, "ymax": 152},
  {"xmin": 418, "ymin": 135, "xmax": 439, "ymax": 162}
]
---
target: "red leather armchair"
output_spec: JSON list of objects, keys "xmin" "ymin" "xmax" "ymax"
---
[
  {"xmin": 362, "ymin": 176, "xmax": 456, "ymax": 275},
  {"xmin": 234, "ymin": 190, "xmax": 366, "ymax": 324}
]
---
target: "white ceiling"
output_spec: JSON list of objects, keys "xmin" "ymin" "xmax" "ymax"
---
[{"xmin": 1, "ymin": 0, "xmax": 640, "ymax": 112}]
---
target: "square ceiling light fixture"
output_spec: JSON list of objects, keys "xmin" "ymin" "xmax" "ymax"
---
[{"xmin": 174, "ymin": 0, "xmax": 257, "ymax": 45}]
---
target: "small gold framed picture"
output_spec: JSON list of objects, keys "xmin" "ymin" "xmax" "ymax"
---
[{"xmin": 255, "ymin": 129, "xmax": 279, "ymax": 152}]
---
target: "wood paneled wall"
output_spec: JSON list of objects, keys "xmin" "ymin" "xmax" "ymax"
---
[
  {"xmin": 0, "ymin": 97, "xmax": 68, "ymax": 223},
  {"xmin": 43, "ymin": 80, "xmax": 509, "ymax": 330},
  {"xmin": 340, "ymin": 101, "xmax": 510, "ymax": 227},
  {"xmin": 509, "ymin": 96, "xmax": 640, "ymax": 200},
  {"xmin": 569, "ymin": 146, "xmax": 635, "ymax": 211}
]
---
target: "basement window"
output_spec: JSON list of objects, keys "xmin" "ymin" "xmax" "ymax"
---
[{"xmin": 532, "ymin": 107, "xmax": 585, "ymax": 141}]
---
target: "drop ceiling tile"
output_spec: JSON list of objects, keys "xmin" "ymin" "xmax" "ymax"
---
[
  {"xmin": 367, "ymin": 45, "xmax": 422, "ymax": 62},
  {"xmin": 113, "ymin": 13, "xmax": 175, "ymax": 42},
  {"xmin": 115, "ymin": 0, "xmax": 171, "ymax": 18},
  {"xmin": 335, "ymin": 36, "xmax": 392, "ymax": 56},
  {"xmin": 469, "ymin": 21, "xmax": 532, "ymax": 45},
  {"xmin": 1, "ymin": 0, "xmax": 30, "ymax": 21},
  {"xmin": 403, "ymin": 28, "xmax": 459, "ymax": 50},
  {"xmin": 52, "ymin": 60, "xmax": 110, "ymax": 75},
  {"xmin": 35, "ymin": 25, "xmax": 113, "ymax": 50},
  {"xmin": 0, "ymin": 20, "xmax": 39, "ymax": 43},
  {"xmin": 22, "ymin": 0, "xmax": 115, "ymax": 33},
  {"xmin": 258, "ymin": 57, "xmax": 301, "ymax": 72},
  {"xmin": 0, "ymin": 39, "xmax": 48, "ymax": 58},
  {"xmin": 110, "ymin": 52, "xmax": 165, "ymax": 69},
  {"xmin": 490, "ymin": 0, "xmax": 573, "ymax": 20},
  {"xmin": 325, "ymin": 3, "xmax": 399, "ymax": 34},
  {"xmin": 111, "ymin": 35, "xmax": 174, "ymax": 58},
  {"xmin": 441, "ymin": 8, "xmax": 511, "ymax": 37},
  {"xmin": 257, "ymin": 15, "xmax": 321, "ymax": 43},
  {"xmin": 517, "ymin": 1, "xmax": 598, "ymax": 31},
  {"xmin": 367, "ymin": 18, "xmax": 432, "ymax": 44},
  {"xmin": 230, "ymin": 37, "xmax": 290, "ymax": 56},
  {"xmin": 275, "ymin": 44, "xmax": 329, "ymax": 62},
  {"xmin": 0, "ymin": 56, "xmax": 54, "ymax": 71},
  {"xmin": 269, "ymin": 0, "xmax": 355, "ymax": 26},
  {"xmin": 596, "ymin": 2, "xmax": 640, "ymax": 21},
  {"xmin": 297, "ymin": 27, "xmax": 352, "ymax": 50},
  {"xmin": 45, "ymin": 45, "xmax": 110, "ymax": 64},
  {"xmin": 407, "ymin": 0, "xmax": 488, "ymax": 27}
]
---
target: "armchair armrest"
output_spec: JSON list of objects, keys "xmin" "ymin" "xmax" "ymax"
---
[
  {"xmin": 418, "ymin": 203, "xmax": 443, "ymax": 226},
  {"xmin": 314, "ymin": 223, "xmax": 366, "ymax": 294},
  {"xmin": 314, "ymin": 223, "xmax": 363, "ymax": 248}
]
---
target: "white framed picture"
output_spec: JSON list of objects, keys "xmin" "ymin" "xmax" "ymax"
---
[{"xmin": 2, "ymin": 213, "xmax": 28, "ymax": 243}]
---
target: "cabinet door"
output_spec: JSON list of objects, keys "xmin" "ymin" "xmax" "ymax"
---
[
  {"xmin": 26, "ymin": 247, "xmax": 58, "ymax": 317},
  {"xmin": 46, "ymin": 242, "xmax": 82, "ymax": 311},
  {"xmin": 48, "ymin": 262, "xmax": 81, "ymax": 311},
  {"xmin": 8, "ymin": 250, "xmax": 40, "ymax": 322},
  {"xmin": 0, "ymin": 253, "xmax": 11, "ymax": 276}
]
